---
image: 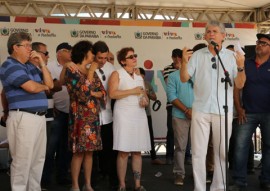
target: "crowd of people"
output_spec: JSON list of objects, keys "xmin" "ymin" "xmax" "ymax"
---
[{"xmin": 0, "ymin": 20, "xmax": 269, "ymax": 191}]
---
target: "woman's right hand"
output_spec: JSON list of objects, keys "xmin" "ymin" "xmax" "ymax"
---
[
  {"xmin": 133, "ymin": 86, "xmax": 145, "ymax": 95},
  {"xmin": 89, "ymin": 61, "xmax": 99, "ymax": 72},
  {"xmin": 65, "ymin": 61, "xmax": 78, "ymax": 71}
]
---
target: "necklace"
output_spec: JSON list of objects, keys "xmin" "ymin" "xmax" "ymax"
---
[
  {"xmin": 125, "ymin": 69, "xmax": 133, "ymax": 76},
  {"xmin": 127, "ymin": 71, "xmax": 133, "ymax": 76}
]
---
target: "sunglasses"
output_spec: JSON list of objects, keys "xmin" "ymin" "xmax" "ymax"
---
[
  {"xmin": 99, "ymin": 68, "xmax": 106, "ymax": 81},
  {"xmin": 125, "ymin": 54, "xmax": 138, "ymax": 60},
  {"xmin": 188, "ymin": 79, "xmax": 194, "ymax": 88},
  {"xmin": 37, "ymin": 50, "xmax": 49, "ymax": 56},
  {"xmin": 211, "ymin": 57, "xmax": 217, "ymax": 69},
  {"xmin": 256, "ymin": 40, "xmax": 270, "ymax": 47}
]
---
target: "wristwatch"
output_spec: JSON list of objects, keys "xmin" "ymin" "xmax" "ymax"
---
[{"xmin": 237, "ymin": 67, "xmax": 244, "ymax": 72}]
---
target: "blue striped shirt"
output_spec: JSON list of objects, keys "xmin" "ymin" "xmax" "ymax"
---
[{"xmin": 0, "ymin": 57, "xmax": 48, "ymax": 112}]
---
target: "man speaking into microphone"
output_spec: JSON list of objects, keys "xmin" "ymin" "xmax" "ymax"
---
[{"xmin": 180, "ymin": 20, "xmax": 246, "ymax": 191}]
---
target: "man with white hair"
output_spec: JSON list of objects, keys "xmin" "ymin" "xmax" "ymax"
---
[{"xmin": 180, "ymin": 21, "xmax": 246, "ymax": 191}]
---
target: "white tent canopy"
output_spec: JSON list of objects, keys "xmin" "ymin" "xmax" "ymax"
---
[{"xmin": 1, "ymin": 0, "xmax": 270, "ymax": 33}]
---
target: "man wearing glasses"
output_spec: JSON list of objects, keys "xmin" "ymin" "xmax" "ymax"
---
[
  {"xmin": 92, "ymin": 41, "xmax": 118, "ymax": 190},
  {"xmin": 230, "ymin": 33, "xmax": 270, "ymax": 191},
  {"xmin": 29, "ymin": 42, "xmax": 63, "ymax": 189},
  {"xmin": 47, "ymin": 42, "xmax": 73, "ymax": 186},
  {"xmin": 0, "ymin": 32, "xmax": 53, "ymax": 190},
  {"xmin": 180, "ymin": 21, "xmax": 246, "ymax": 191}
]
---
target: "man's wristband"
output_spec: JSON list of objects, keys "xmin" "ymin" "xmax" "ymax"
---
[
  {"xmin": 237, "ymin": 67, "xmax": 244, "ymax": 72},
  {"xmin": 184, "ymin": 107, "xmax": 189, "ymax": 114}
]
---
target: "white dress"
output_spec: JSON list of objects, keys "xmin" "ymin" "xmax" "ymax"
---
[{"xmin": 113, "ymin": 68, "xmax": 151, "ymax": 152}]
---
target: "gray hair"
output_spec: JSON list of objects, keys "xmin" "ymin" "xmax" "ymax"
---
[
  {"xmin": 7, "ymin": 32, "xmax": 32, "ymax": 55},
  {"xmin": 205, "ymin": 20, "xmax": 226, "ymax": 34}
]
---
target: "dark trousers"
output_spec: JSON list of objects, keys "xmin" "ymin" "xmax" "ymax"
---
[
  {"xmin": 92, "ymin": 123, "xmax": 118, "ymax": 187},
  {"xmin": 147, "ymin": 115, "xmax": 157, "ymax": 160},
  {"xmin": 100, "ymin": 123, "xmax": 118, "ymax": 185},
  {"xmin": 41, "ymin": 111, "xmax": 71, "ymax": 184},
  {"xmin": 229, "ymin": 118, "xmax": 254, "ymax": 170},
  {"xmin": 166, "ymin": 106, "xmax": 174, "ymax": 160}
]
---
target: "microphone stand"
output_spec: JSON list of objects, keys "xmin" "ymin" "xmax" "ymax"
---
[{"xmin": 213, "ymin": 45, "xmax": 232, "ymax": 191}]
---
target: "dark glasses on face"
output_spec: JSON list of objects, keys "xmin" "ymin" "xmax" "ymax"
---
[
  {"xmin": 211, "ymin": 57, "xmax": 217, "ymax": 69},
  {"xmin": 256, "ymin": 40, "xmax": 270, "ymax": 47},
  {"xmin": 125, "ymin": 54, "xmax": 138, "ymax": 60},
  {"xmin": 99, "ymin": 68, "xmax": 106, "ymax": 81},
  {"xmin": 37, "ymin": 50, "xmax": 49, "ymax": 56}
]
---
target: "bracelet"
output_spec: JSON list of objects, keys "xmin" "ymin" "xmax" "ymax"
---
[
  {"xmin": 40, "ymin": 63, "xmax": 46, "ymax": 68},
  {"xmin": 237, "ymin": 67, "xmax": 244, "ymax": 72}
]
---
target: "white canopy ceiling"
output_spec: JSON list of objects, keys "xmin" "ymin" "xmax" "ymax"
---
[
  {"xmin": 3, "ymin": 0, "xmax": 270, "ymax": 33},
  {"xmin": 27, "ymin": 0, "xmax": 269, "ymax": 9}
]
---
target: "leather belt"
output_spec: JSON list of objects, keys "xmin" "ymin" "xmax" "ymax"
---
[{"xmin": 10, "ymin": 109, "xmax": 47, "ymax": 116}]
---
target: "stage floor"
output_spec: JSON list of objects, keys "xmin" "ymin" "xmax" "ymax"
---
[{"xmin": 0, "ymin": 155, "xmax": 263, "ymax": 191}]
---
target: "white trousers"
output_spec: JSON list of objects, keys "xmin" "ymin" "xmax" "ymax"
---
[
  {"xmin": 7, "ymin": 111, "xmax": 47, "ymax": 191},
  {"xmin": 191, "ymin": 111, "xmax": 232, "ymax": 191}
]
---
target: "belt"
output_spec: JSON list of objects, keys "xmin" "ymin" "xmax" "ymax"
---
[{"xmin": 10, "ymin": 109, "xmax": 47, "ymax": 116}]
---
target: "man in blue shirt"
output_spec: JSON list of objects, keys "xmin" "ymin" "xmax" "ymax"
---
[
  {"xmin": 180, "ymin": 21, "xmax": 246, "ymax": 191},
  {"xmin": 163, "ymin": 48, "xmax": 182, "ymax": 164},
  {"xmin": 167, "ymin": 68, "xmax": 194, "ymax": 186},
  {"xmin": 0, "ymin": 32, "xmax": 53, "ymax": 191},
  {"xmin": 230, "ymin": 33, "xmax": 270, "ymax": 191}
]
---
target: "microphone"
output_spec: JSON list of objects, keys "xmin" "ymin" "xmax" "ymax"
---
[{"xmin": 210, "ymin": 40, "xmax": 218, "ymax": 47}]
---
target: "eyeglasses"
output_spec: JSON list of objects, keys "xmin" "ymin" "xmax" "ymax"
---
[
  {"xmin": 125, "ymin": 54, "xmax": 137, "ymax": 60},
  {"xmin": 211, "ymin": 57, "xmax": 217, "ymax": 69},
  {"xmin": 256, "ymin": 40, "xmax": 270, "ymax": 47},
  {"xmin": 99, "ymin": 68, "xmax": 106, "ymax": 81},
  {"xmin": 37, "ymin": 50, "xmax": 49, "ymax": 56},
  {"xmin": 17, "ymin": 43, "xmax": 32, "ymax": 49},
  {"xmin": 188, "ymin": 79, "xmax": 194, "ymax": 88}
]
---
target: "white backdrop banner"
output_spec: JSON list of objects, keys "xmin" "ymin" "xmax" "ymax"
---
[{"xmin": 0, "ymin": 16, "xmax": 258, "ymax": 139}]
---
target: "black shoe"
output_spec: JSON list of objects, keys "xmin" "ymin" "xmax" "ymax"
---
[
  {"xmin": 228, "ymin": 184, "xmax": 247, "ymax": 191},
  {"xmin": 260, "ymin": 182, "xmax": 270, "ymax": 190},
  {"xmin": 110, "ymin": 178, "xmax": 119, "ymax": 191},
  {"xmin": 166, "ymin": 158, "xmax": 173, "ymax": 165},
  {"xmin": 57, "ymin": 177, "xmax": 72, "ymax": 186},
  {"xmin": 41, "ymin": 180, "xmax": 51, "ymax": 190},
  {"xmin": 247, "ymin": 168, "xmax": 255, "ymax": 174},
  {"xmin": 206, "ymin": 172, "xmax": 213, "ymax": 184},
  {"xmin": 185, "ymin": 158, "xmax": 192, "ymax": 165}
]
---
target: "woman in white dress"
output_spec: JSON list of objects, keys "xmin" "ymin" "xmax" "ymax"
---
[{"xmin": 108, "ymin": 47, "xmax": 151, "ymax": 191}]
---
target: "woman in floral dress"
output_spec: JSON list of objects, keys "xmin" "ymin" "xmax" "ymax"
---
[{"xmin": 63, "ymin": 40, "xmax": 106, "ymax": 191}]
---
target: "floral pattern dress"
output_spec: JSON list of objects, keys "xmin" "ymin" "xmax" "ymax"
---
[{"xmin": 65, "ymin": 68, "xmax": 106, "ymax": 153}]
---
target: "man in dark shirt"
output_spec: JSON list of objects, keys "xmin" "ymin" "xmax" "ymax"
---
[{"xmin": 230, "ymin": 33, "xmax": 270, "ymax": 191}]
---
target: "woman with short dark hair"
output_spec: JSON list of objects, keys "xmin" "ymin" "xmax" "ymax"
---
[{"xmin": 64, "ymin": 40, "xmax": 106, "ymax": 191}]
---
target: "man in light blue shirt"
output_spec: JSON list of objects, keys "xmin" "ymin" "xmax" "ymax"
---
[
  {"xmin": 167, "ymin": 69, "xmax": 194, "ymax": 186},
  {"xmin": 180, "ymin": 20, "xmax": 246, "ymax": 191}
]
